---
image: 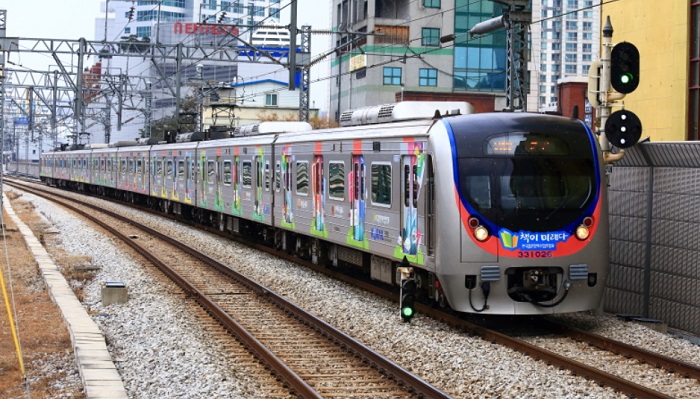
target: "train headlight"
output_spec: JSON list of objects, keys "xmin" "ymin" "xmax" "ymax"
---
[
  {"xmin": 575, "ymin": 216, "xmax": 594, "ymax": 240},
  {"xmin": 474, "ymin": 225, "xmax": 489, "ymax": 242},
  {"xmin": 575, "ymin": 225, "xmax": 590, "ymax": 240}
]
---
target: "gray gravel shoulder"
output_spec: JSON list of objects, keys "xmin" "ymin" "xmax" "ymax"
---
[{"xmin": 16, "ymin": 187, "xmax": 700, "ymax": 399}]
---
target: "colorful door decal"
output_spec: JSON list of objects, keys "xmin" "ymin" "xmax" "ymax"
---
[
  {"xmin": 199, "ymin": 154, "xmax": 208, "ymax": 207},
  {"xmin": 281, "ymin": 152, "xmax": 294, "ymax": 228},
  {"xmin": 349, "ymin": 154, "xmax": 366, "ymax": 244},
  {"xmin": 395, "ymin": 143, "xmax": 426, "ymax": 265},
  {"xmin": 231, "ymin": 154, "xmax": 242, "ymax": 216},
  {"xmin": 311, "ymin": 154, "xmax": 327, "ymax": 237},
  {"xmin": 400, "ymin": 156, "xmax": 419, "ymax": 256}
]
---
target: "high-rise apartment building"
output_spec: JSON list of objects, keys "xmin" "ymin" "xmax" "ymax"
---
[{"xmin": 528, "ymin": 0, "xmax": 600, "ymax": 112}]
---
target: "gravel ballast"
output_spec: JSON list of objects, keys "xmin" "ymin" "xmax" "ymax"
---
[{"xmin": 10, "ymin": 186, "xmax": 700, "ymax": 399}]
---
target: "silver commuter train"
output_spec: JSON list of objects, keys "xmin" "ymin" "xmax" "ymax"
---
[{"xmin": 40, "ymin": 101, "xmax": 608, "ymax": 315}]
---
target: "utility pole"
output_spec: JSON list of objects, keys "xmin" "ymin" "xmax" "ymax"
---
[{"xmin": 466, "ymin": 1, "xmax": 530, "ymax": 112}]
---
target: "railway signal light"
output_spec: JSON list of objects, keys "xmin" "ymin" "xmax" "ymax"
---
[
  {"xmin": 610, "ymin": 42, "xmax": 640, "ymax": 94},
  {"xmin": 400, "ymin": 277, "xmax": 417, "ymax": 322},
  {"xmin": 605, "ymin": 109, "xmax": 642, "ymax": 149}
]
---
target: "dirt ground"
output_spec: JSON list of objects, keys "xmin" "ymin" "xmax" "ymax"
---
[{"xmin": 0, "ymin": 191, "xmax": 85, "ymax": 399}]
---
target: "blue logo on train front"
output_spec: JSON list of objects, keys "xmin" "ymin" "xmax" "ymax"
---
[{"xmin": 499, "ymin": 228, "xmax": 570, "ymax": 251}]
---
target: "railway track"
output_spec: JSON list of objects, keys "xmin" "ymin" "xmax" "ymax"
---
[
  {"xmin": 7, "ymin": 177, "xmax": 700, "ymax": 398},
  {"xmin": 7, "ymin": 179, "xmax": 450, "ymax": 399}
]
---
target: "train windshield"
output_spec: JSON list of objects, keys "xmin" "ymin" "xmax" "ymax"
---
[{"xmin": 459, "ymin": 131, "xmax": 596, "ymax": 232}]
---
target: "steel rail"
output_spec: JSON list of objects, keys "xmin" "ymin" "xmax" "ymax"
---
[{"xmin": 10, "ymin": 180, "xmax": 452, "ymax": 399}]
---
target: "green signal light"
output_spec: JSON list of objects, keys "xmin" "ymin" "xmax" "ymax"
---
[
  {"xmin": 401, "ymin": 307, "xmax": 414, "ymax": 318},
  {"xmin": 620, "ymin": 73, "xmax": 633, "ymax": 84}
]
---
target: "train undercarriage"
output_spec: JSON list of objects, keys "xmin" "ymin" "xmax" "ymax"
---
[{"xmin": 47, "ymin": 179, "xmax": 448, "ymax": 311}]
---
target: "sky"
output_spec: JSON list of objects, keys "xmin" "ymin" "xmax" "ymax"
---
[{"xmin": 0, "ymin": 0, "xmax": 333, "ymax": 114}]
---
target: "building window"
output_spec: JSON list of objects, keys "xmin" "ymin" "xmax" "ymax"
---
[
  {"xmin": 565, "ymin": 54, "xmax": 577, "ymax": 63},
  {"xmin": 383, "ymin": 67, "xmax": 402, "ymax": 85},
  {"xmin": 419, "ymin": 68, "xmax": 438, "ymax": 86},
  {"xmin": 582, "ymin": 43, "xmax": 592, "ymax": 53},
  {"xmin": 265, "ymin": 93, "xmax": 278, "ymax": 106},
  {"xmin": 423, "ymin": 0, "xmax": 441, "ymax": 8},
  {"xmin": 251, "ymin": 5, "xmax": 265, "ymax": 17},
  {"xmin": 566, "ymin": 21, "xmax": 578, "ymax": 31},
  {"xmin": 421, "ymin": 28, "xmax": 440, "ymax": 46},
  {"xmin": 566, "ymin": 43, "xmax": 577, "ymax": 52},
  {"xmin": 136, "ymin": 26, "xmax": 151, "ymax": 38},
  {"xmin": 567, "ymin": 32, "xmax": 578, "ymax": 41},
  {"xmin": 203, "ymin": 0, "xmax": 216, "ymax": 10},
  {"xmin": 565, "ymin": 64, "xmax": 577, "ymax": 74}
]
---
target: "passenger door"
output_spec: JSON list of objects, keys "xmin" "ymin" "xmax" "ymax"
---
[
  {"xmin": 350, "ymin": 155, "xmax": 365, "ymax": 242},
  {"xmin": 400, "ymin": 155, "xmax": 419, "ymax": 256}
]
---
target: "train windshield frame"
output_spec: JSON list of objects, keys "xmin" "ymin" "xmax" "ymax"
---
[{"xmin": 456, "ymin": 126, "xmax": 597, "ymax": 233}]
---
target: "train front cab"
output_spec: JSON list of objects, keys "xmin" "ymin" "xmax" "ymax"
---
[{"xmin": 432, "ymin": 113, "xmax": 608, "ymax": 315}]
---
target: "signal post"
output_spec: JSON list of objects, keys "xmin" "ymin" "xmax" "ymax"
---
[{"xmin": 588, "ymin": 16, "xmax": 642, "ymax": 163}]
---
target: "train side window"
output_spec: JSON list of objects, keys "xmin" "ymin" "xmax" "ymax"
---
[
  {"xmin": 265, "ymin": 160, "xmax": 271, "ymax": 191},
  {"xmin": 242, "ymin": 160, "xmax": 252, "ymax": 188},
  {"xmin": 256, "ymin": 157, "xmax": 262, "ymax": 191},
  {"xmin": 121, "ymin": 159, "xmax": 127, "ymax": 175},
  {"xmin": 207, "ymin": 160, "xmax": 216, "ymax": 184},
  {"xmin": 178, "ymin": 160, "xmax": 185, "ymax": 181},
  {"xmin": 371, "ymin": 162, "xmax": 392, "ymax": 207},
  {"xmin": 223, "ymin": 160, "xmax": 232, "ymax": 185},
  {"xmin": 275, "ymin": 161, "xmax": 281, "ymax": 192},
  {"xmin": 156, "ymin": 158, "xmax": 163, "ymax": 177},
  {"xmin": 412, "ymin": 165, "xmax": 418, "ymax": 208},
  {"xmin": 232, "ymin": 157, "xmax": 238, "ymax": 186},
  {"xmin": 328, "ymin": 161, "xmax": 345, "ymax": 200},
  {"xmin": 296, "ymin": 161, "xmax": 309, "ymax": 195},
  {"xmin": 137, "ymin": 159, "xmax": 143, "ymax": 175},
  {"xmin": 404, "ymin": 164, "xmax": 410, "ymax": 207}
]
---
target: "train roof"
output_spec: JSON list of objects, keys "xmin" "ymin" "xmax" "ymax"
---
[
  {"xmin": 339, "ymin": 101, "xmax": 472, "ymax": 127},
  {"xmin": 275, "ymin": 119, "xmax": 436, "ymax": 145}
]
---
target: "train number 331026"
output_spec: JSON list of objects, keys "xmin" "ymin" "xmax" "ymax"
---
[{"xmin": 517, "ymin": 251, "xmax": 553, "ymax": 258}]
